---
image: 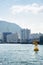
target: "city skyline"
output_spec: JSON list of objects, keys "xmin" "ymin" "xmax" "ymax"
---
[{"xmin": 0, "ymin": 0, "xmax": 43, "ymax": 33}]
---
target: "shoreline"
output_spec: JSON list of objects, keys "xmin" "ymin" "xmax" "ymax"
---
[{"xmin": 0, "ymin": 43, "xmax": 43, "ymax": 45}]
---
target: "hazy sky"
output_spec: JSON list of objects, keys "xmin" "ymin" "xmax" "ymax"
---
[{"xmin": 0, "ymin": 0, "xmax": 43, "ymax": 33}]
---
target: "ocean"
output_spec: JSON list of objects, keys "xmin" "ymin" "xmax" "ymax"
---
[{"xmin": 0, "ymin": 44, "xmax": 43, "ymax": 65}]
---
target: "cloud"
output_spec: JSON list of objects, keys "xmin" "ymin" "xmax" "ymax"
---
[{"xmin": 10, "ymin": 3, "xmax": 43, "ymax": 15}]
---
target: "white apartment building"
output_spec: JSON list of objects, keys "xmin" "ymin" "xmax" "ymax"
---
[{"xmin": 21, "ymin": 29, "xmax": 30, "ymax": 42}]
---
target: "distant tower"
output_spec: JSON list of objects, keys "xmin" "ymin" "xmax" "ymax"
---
[{"xmin": 21, "ymin": 29, "xmax": 30, "ymax": 43}]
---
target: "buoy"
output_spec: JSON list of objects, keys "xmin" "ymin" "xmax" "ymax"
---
[
  {"xmin": 34, "ymin": 46, "xmax": 39, "ymax": 51},
  {"xmin": 33, "ymin": 40, "xmax": 39, "ymax": 52}
]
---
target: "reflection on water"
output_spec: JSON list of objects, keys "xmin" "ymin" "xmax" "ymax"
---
[{"xmin": 0, "ymin": 44, "xmax": 43, "ymax": 65}]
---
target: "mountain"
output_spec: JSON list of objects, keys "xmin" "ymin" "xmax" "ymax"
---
[{"xmin": 0, "ymin": 21, "xmax": 21, "ymax": 33}]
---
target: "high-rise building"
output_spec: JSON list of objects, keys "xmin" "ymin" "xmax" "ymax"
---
[{"xmin": 21, "ymin": 29, "xmax": 30, "ymax": 43}]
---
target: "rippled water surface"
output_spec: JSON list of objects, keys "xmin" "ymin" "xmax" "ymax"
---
[{"xmin": 0, "ymin": 44, "xmax": 43, "ymax": 65}]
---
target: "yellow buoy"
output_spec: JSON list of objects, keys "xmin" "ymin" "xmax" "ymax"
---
[
  {"xmin": 33, "ymin": 40, "xmax": 39, "ymax": 52},
  {"xmin": 34, "ymin": 46, "xmax": 39, "ymax": 51}
]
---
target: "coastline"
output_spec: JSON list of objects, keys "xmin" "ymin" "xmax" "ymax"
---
[{"xmin": 0, "ymin": 42, "xmax": 43, "ymax": 45}]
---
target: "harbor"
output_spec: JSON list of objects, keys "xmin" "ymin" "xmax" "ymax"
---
[{"xmin": 0, "ymin": 44, "xmax": 43, "ymax": 65}]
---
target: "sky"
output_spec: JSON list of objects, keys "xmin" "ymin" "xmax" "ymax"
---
[{"xmin": 0, "ymin": 0, "xmax": 43, "ymax": 33}]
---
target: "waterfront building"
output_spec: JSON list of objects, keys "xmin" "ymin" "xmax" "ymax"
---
[
  {"xmin": 3, "ymin": 32, "xmax": 12, "ymax": 43},
  {"xmin": 30, "ymin": 33, "xmax": 40, "ymax": 39},
  {"xmin": 0, "ymin": 33, "xmax": 3, "ymax": 43},
  {"xmin": 29, "ymin": 33, "xmax": 40, "ymax": 43},
  {"xmin": 7, "ymin": 33, "xmax": 18, "ymax": 43},
  {"xmin": 21, "ymin": 29, "xmax": 30, "ymax": 43}
]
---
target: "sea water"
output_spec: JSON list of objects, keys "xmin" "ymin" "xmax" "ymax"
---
[{"xmin": 0, "ymin": 44, "xmax": 43, "ymax": 65}]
